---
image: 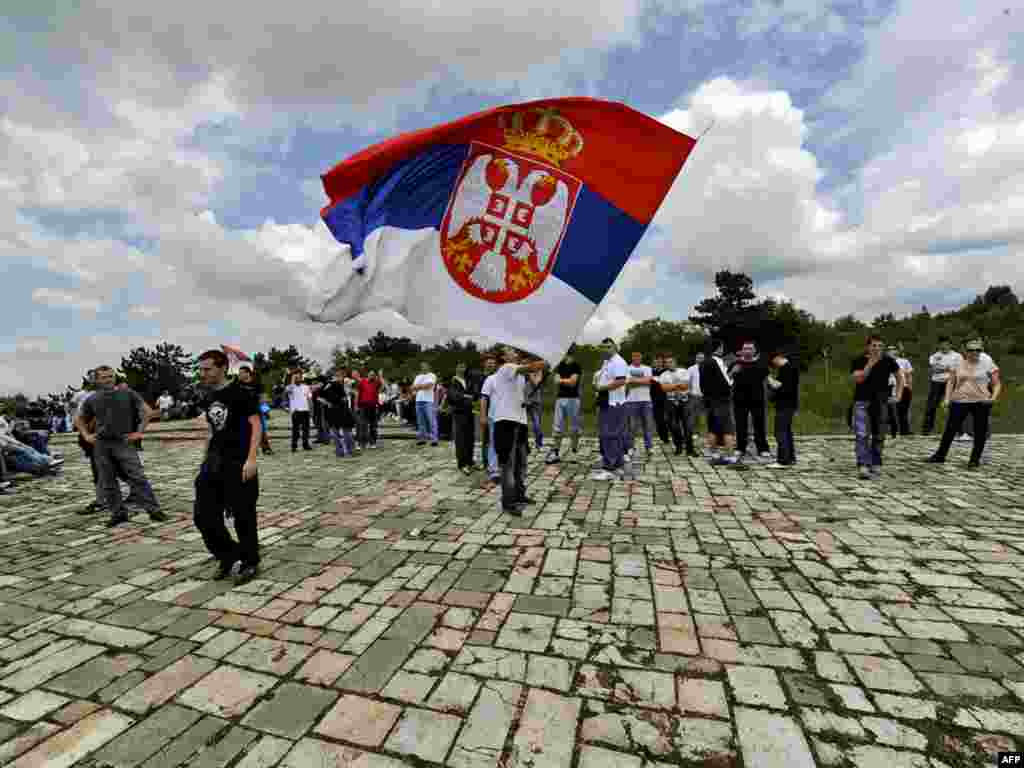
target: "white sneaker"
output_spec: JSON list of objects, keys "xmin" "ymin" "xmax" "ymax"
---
[
  {"xmin": 759, "ymin": 452, "xmax": 773, "ymax": 462},
  {"xmin": 591, "ymin": 470, "xmax": 615, "ymax": 481}
]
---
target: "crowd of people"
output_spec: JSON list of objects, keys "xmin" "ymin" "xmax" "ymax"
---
[{"xmin": 0, "ymin": 332, "xmax": 1002, "ymax": 584}]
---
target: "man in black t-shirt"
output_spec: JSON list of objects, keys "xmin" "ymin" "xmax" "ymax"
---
[
  {"xmin": 194, "ymin": 349, "xmax": 262, "ymax": 584},
  {"xmin": 850, "ymin": 335, "xmax": 903, "ymax": 480},
  {"xmin": 650, "ymin": 354, "xmax": 669, "ymax": 444},
  {"xmin": 545, "ymin": 347, "xmax": 583, "ymax": 464}
]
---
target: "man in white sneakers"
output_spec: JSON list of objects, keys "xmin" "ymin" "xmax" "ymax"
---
[
  {"xmin": 592, "ymin": 338, "xmax": 630, "ymax": 480},
  {"xmin": 285, "ymin": 371, "xmax": 314, "ymax": 451},
  {"xmin": 922, "ymin": 336, "xmax": 961, "ymax": 435},
  {"xmin": 625, "ymin": 351, "xmax": 656, "ymax": 459}
]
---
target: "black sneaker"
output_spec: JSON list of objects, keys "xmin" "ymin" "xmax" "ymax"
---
[
  {"xmin": 502, "ymin": 504, "xmax": 523, "ymax": 516},
  {"xmin": 213, "ymin": 560, "xmax": 237, "ymax": 580},
  {"xmin": 303, "ymin": 445, "xmax": 313, "ymax": 451},
  {"xmin": 416, "ymin": 441, "xmax": 426, "ymax": 446},
  {"xmin": 78, "ymin": 501, "xmax": 99, "ymax": 515},
  {"xmin": 106, "ymin": 514, "xmax": 128, "ymax": 528},
  {"xmin": 148, "ymin": 510, "xmax": 168, "ymax": 522},
  {"xmin": 967, "ymin": 461, "xmax": 980, "ymax": 470},
  {"xmin": 674, "ymin": 446, "xmax": 683, "ymax": 455},
  {"xmin": 431, "ymin": 442, "xmax": 439, "ymax": 447},
  {"xmin": 517, "ymin": 496, "xmax": 536, "ymax": 506},
  {"xmin": 924, "ymin": 455, "xmax": 944, "ymax": 464},
  {"xmin": 235, "ymin": 563, "xmax": 260, "ymax": 585}
]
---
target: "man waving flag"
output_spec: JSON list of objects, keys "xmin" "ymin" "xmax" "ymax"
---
[{"xmin": 308, "ymin": 98, "xmax": 696, "ymax": 363}]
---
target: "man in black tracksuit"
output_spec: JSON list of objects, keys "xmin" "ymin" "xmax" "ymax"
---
[
  {"xmin": 650, "ymin": 355, "xmax": 669, "ymax": 444},
  {"xmin": 447, "ymin": 362, "xmax": 477, "ymax": 474},
  {"xmin": 730, "ymin": 341, "xmax": 771, "ymax": 461}
]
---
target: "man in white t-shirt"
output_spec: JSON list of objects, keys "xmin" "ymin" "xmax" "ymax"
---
[
  {"xmin": 893, "ymin": 346, "xmax": 913, "ymax": 436},
  {"xmin": 592, "ymin": 338, "xmax": 630, "ymax": 481},
  {"xmin": 687, "ymin": 352, "xmax": 705, "ymax": 437},
  {"xmin": 411, "ymin": 362, "xmax": 439, "ymax": 446},
  {"xmin": 659, "ymin": 354, "xmax": 695, "ymax": 456},
  {"xmin": 157, "ymin": 391, "xmax": 174, "ymax": 421},
  {"xmin": 625, "ymin": 351, "xmax": 655, "ymax": 458},
  {"xmin": 285, "ymin": 371, "xmax": 314, "ymax": 451},
  {"xmin": 488, "ymin": 346, "xmax": 546, "ymax": 514},
  {"xmin": 922, "ymin": 336, "xmax": 962, "ymax": 435}
]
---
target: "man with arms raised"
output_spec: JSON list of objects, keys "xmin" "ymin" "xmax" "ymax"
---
[
  {"xmin": 489, "ymin": 347, "xmax": 546, "ymax": 513},
  {"xmin": 194, "ymin": 349, "xmax": 262, "ymax": 583}
]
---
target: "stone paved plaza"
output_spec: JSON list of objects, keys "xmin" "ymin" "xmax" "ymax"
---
[{"xmin": 1, "ymin": 430, "xmax": 1023, "ymax": 767}]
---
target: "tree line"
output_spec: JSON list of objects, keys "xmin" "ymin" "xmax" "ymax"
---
[{"xmin": 3, "ymin": 274, "xmax": 1018, "ymax": 414}]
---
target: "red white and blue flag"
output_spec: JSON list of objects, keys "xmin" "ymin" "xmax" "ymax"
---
[{"xmin": 308, "ymin": 98, "xmax": 696, "ymax": 362}]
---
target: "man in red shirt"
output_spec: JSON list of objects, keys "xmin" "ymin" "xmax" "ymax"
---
[{"xmin": 356, "ymin": 369, "xmax": 382, "ymax": 449}]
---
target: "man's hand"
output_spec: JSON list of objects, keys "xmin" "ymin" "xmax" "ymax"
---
[
  {"xmin": 242, "ymin": 459, "xmax": 257, "ymax": 482},
  {"xmin": 125, "ymin": 432, "xmax": 144, "ymax": 442},
  {"xmin": 83, "ymin": 433, "xmax": 97, "ymax": 445}
]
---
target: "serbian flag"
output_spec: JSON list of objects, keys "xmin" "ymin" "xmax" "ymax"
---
[
  {"xmin": 308, "ymin": 98, "xmax": 696, "ymax": 362},
  {"xmin": 221, "ymin": 344, "xmax": 251, "ymax": 365}
]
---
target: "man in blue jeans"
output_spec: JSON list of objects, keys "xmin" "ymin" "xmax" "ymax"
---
[
  {"xmin": 411, "ymin": 361, "xmax": 439, "ymax": 446},
  {"xmin": 545, "ymin": 347, "xmax": 583, "ymax": 465},
  {"xmin": 850, "ymin": 335, "xmax": 903, "ymax": 480},
  {"xmin": 625, "ymin": 350, "xmax": 655, "ymax": 459}
]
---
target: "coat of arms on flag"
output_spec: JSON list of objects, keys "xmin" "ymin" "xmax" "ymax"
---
[{"xmin": 441, "ymin": 108, "xmax": 582, "ymax": 303}]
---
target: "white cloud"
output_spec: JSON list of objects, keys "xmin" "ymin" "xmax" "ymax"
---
[
  {"xmin": 648, "ymin": 77, "xmax": 853, "ymax": 282},
  {"xmin": 31, "ymin": 287, "xmax": 102, "ymax": 313}
]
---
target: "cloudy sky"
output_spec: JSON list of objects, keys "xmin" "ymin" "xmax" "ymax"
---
[{"xmin": 2, "ymin": 0, "xmax": 1022, "ymax": 395}]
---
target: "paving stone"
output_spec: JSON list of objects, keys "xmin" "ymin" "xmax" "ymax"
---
[
  {"xmin": 449, "ymin": 681, "xmax": 522, "ymax": 768},
  {"xmin": 385, "ymin": 706, "xmax": 462, "ymax": 762},
  {"xmin": 510, "ymin": 688, "xmax": 580, "ymax": 768},
  {"xmin": 735, "ymin": 706, "xmax": 816, "ymax": 768},
  {"xmin": 137, "ymin": 714, "xmax": 229, "ymax": 768},
  {"xmin": 677, "ymin": 677, "xmax": 729, "ymax": 717},
  {"xmin": 176, "ymin": 664, "xmax": 277, "ymax": 718},
  {"xmin": 7, "ymin": 709, "xmax": 134, "ymax": 768},
  {"xmin": 335, "ymin": 637, "xmax": 413, "ymax": 692},
  {"xmin": 947, "ymin": 643, "xmax": 1024, "ymax": 678},
  {"xmin": 241, "ymin": 682, "xmax": 338, "ymax": 739},
  {"xmin": 115, "ymin": 654, "xmax": 218, "ymax": 713},
  {"xmin": 315, "ymin": 694, "xmax": 402, "ymax": 746},
  {"xmin": 728, "ymin": 665, "xmax": 788, "ymax": 709},
  {"xmin": 279, "ymin": 737, "xmax": 407, "ymax": 767},
  {"xmin": 89, "ymin": 704, "xmax": 200, "ymax": 768},
  {"xmin": 0, "ymin": 690, "xmax": 69, "ymax": 721},
  {"xmin": 0, "ymin": 722, "xmax": 62, "ymax": 765}
]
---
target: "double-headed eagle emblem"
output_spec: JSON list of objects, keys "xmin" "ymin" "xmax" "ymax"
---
[{"xmin": 442, "ymin": 108, "xmax": 583, "ymax": 302}]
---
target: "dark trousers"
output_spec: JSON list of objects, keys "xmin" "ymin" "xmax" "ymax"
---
[
  {"xmin": 922, "ymin": 380, "xmax": 947, "ymax": 434},
  {"xmin": 291, "ymin": 411, "xmax": 311, "ymax": 449},
  {"xmin": 453, "ymin": 412, "xmax": 475, "ymax": 469},
  {"xmin": 774, "ymin": 406, "xmax": 797, "ymax": 464},
  {"xmin": 194, "ymin": 463, "xmax": 260, "ymax": 567},
  {"xmin": 79, "ymin": 435, "xmax": 129, "ymax": 486},
  {"xmin": 652, "ymin": 399, "xmax": 669, "ymax": 443},
  {"xmin": 598, "ymin": 404, "xmax": 628, "ymax": 471},
  {"xmin": 94, "ymin": 439, "xmax": 160, "ymax": 517},
  {"xmin": 357, "ymin": 406, "xmax": 378, "ymax": 446},
  {"xmin": 494, "ymin": 421, "xmax": 528, "ymax": 510},
  {"xmin": 666, "ymin": 400, "xmax": 693, "ymax": 452},
  {"xmin": 934, "ymin": 402, "xmax": 991, "ymax": 464},
  {"xmin": 734, "ymin": 400, "xmax": 769, "ymax": 454},
  {"xmin": 896, "ymin": 389, "xmax": 912, "ymax": 435}
]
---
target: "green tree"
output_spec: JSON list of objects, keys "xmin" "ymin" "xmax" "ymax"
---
[
  {"xmin": 119, "ymin": 343, "xmax": 193, "ymax": 403},
  {"xmin": 689, "ymin": 270, "xmax": 757, "ymax": 335},
  {"xmin": 979, "ymin": 285, "xmax": 1019, "ymax": 306},
  {"xmin": 619, "ymin": 318, "xmax": 703, "ymax": 360}
]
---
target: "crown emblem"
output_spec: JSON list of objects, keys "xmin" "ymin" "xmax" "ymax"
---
[{"xmin": 499, "ymin": 107, "xmax": 584, "ymax": 166}]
